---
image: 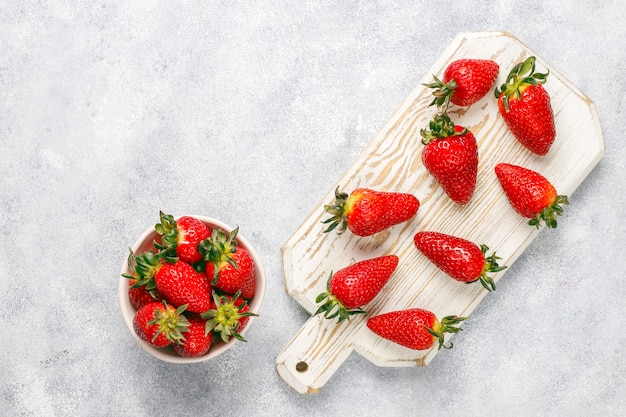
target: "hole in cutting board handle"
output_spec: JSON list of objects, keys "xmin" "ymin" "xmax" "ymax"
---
[{"xmin": 295, "ymin": 361, "xmax": 308, "ymax": 372}]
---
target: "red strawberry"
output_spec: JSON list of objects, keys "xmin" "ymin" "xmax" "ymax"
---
[
  {"xmin": 173, "ymin": 317, "xmax": 212, "ymax": 357},
  {"xmin": 199, "ymin": 226, "xmax": 256, "ymax": 299},
  {"xmin": 124, "ymin": 247, "xmax": 213, "ymax": 313},
  {"xmin": 495, "ymin": 56, "xmax": 555, "ymax": 155},
  {"xmin": 201, "ymin": 291, "xmax": 258, "ymax": 343},
  {"xmin": 420, "ymin": 113, "xmax": 478, "ymax": 205},
  {"xmin": 154, "ymin": 260, "xmax": 213, "ymax": 313},
  {"xmin": 155, "ymin": 212, "xmax": 210, "ymax": 264},
  {"xmin": 133, "ymin": 301, "xmax": 189, "ymax": 347},
  {"xmin": 314, "ymin": 255, "xmax": 399, "ymax": 322},
  {"xmin": 495, "ymin": 163, "xmax": 568, "ymax": 228},
  {"xmin": 322, "ymin": 187, "xmax": 420, "ymax": 236},
  {"xmin": 425, "ymin": 58, "xmax": 499, "ymax": 110},
  {"xmin": 413, "ymin": 231, "xmax": 506, "ymax": 291},
  {"xmin": 367, "ymin": 308, "xmax": 467, "ymax": 350}
]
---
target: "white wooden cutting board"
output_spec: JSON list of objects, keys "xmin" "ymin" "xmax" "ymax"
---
[{"xmin": 275, "ymin": 31, "xmax": 605, "ymax": 394}]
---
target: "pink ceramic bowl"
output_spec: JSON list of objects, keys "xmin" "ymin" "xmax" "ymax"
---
[{"xmin": 118, "ymin": 215, "xmax": 266, "ymax": 363}]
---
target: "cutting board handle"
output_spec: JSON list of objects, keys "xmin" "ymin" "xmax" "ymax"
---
[{"xmin": 275, "ymin": 314, "xmax": 365, "ymax": 394}]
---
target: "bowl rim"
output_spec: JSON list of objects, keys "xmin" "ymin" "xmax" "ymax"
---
[{"xmin": 118, "ymin": 215, "xmax": 266, "ymax": 363}]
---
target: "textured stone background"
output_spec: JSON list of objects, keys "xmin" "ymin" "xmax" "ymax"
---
[{"xmin": 1, "ymin": 1, "xmax": 624, "ymax": 416}]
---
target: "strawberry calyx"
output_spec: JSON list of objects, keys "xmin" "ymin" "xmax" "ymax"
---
[
  {"xmin": 314, "ymin": 271, "xmax": 367, "ymax": 323},
  {"xmin": 153, "ymin": 211, "xmax": 180, "ymax": 258},
  {"xmin": 122, "ymin": 249, "xmax": 169, "ymax": 297},
  {"xmin": 420, "ymin": 113, "xmax": 468, "ymax": 145},
  {"xmin": 321, "ymin": 187, "xmax": 350, "ymax": 234},
  {"xmin": 425, "ymin": 315, "xmax": 468, "ymax": 350},
  {"xmin": 198, "ymin": 227, "xmax": 241, "ymax": 284},
  {"xmin": 423, "ymin": 75, "xmax": 458, "ymax": 113},
  {"xmin": 201, "ymin": 291, "xmax": 258, "ymax": 343},
  {"xmin": 529, "ymin": 195, "xmax": 569, "ymax": 229},
  {"xmin": 494, "ymin": 56, "xmax": 548, "ymax": 112},
  {"xmin": 473, "ymin": 244, "xmax": 508, "ymax": 292},
  {"xmin": 147, "ymin": 301, "xmax": 190, "ymax": 345}
]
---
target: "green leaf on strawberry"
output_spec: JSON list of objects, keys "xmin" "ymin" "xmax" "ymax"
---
[
  {"xmin": 133, "ymin": 301, "xmax": 190, "ymax": 347},
  {"xmin": 201, "ymin": 291, "xmax": 258, "ymax": 343},
  {"xmin": 495, "ymin": 56, "xmax": 549, "ymax": 112}
]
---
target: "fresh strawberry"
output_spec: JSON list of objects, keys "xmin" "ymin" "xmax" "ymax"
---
[
  {"xmin": 133, "ymin": 301, "xmax": 189, "ymax": 347},
  {"xmin": 154, "ymin": 260, "xmax": 213, "ymax": 313},
  {"xmin": 367, "ymin": 308, "xmax": 467, "ymax": 350},
  {"xmin": 314, "ymin": 255, "xmax": 399, "ymax": 322},
  {"xmin": 173, "ymin": 317, "xmax": 212, "ymax": 357},
  {"xmin": 420, "ymin": 113, "xmax": 478, "ymax": 205},
  {"xmin": 413, "ymin": 231, "xmax": 506, "ymax": 291},
  {"xmin": 322, "ymin": 187, "xmax": 420, "ymax": 236},
  {"xmin": 155, "ymin": 212, "xmax": 210, "ymax": 264},
  {"xmin": 124, "ymin": 241, "xmax": 213, "ymax": 313},
  {"xmin": 201, "ymin": 291, "xmax": 258, "ymax": 343},
  {"xmin": 495, "ymin": 163, "xmax": 568, "ymax": 228},
  {"xmin": 495, "ymin": 56, "xmax": 555, "ymax": 155},
  {"xmin": 425, "ymin": 58, "xmax": 499, "ymax": 110},
  {"xmin": 199, "ymin": 227, "xmax": 256, "ymax": 298}
]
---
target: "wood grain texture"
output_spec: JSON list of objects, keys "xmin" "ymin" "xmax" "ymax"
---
[{"xmin": 276, "ymin": 31, "xmax": 605, "ymax": 394}]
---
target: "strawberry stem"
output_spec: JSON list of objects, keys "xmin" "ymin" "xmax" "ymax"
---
[
  {"xmin": 201, "ymin": 291, "xmax": 258, "ymax": 343},
  {"xmin": 420, "ymin": 113, "xmax": 467, "ymax": 145},
  {"xmin": 427, "ymin": 315, "xmax": 468, "ymax": 350},
  {"xmin": 474, "ymin": 245, "xmax": 508, "ymax": 292},
  {"xmin": 529, "ymin": 195, "xmax": 569, "ymax": 229},
  {"xmin": 147, "ymin": 301, "xmax": 190, "ymax": 344},
  {"xmin": 122, "ymin": 249, "xmax": 165, "ymax": 294},
  {"xmin": 321, "ymin": 187, "xmax": 350, "ymax": 234},
  {"xmin": 423, "ymin": 75, "xmax": 457, "ymax": 113},
  {"xmin": 153, "ymin": 211, "xmax": 180, "ymax": 259},
  {"xmin": 494, "ymin": 56, "xmax": 549, "ymax": 112}
]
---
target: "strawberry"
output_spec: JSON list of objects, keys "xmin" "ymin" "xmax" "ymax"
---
[
  {"xmin": 133, "ymin": 301, "xmax": 189, "ymax": 347},
  {"xmin": 124, "ymin": 241, "xmax": 213, "ymax": 313},
  {"xmin": 201, "ymin": 291, "xmax": 258, "ymax": 343},
  {"xmin": 495, "ymin": 56, "xmax": 555, "ymax": 155},
  {"xmin": 322, "ymin": 187, "xmax": 420, "ymax": 236},
  {"xmin": 155, "ymin": 212, "xmax": 210, "ymax": 264},
  {"xmin": 495, "ymin": 162, "xmax": 568, "ymax": 228},
  {"xmin": 314, "ymin": 255, "xmax": 399, "ymax": 322},
  {"xmin": 367, "ymin": 308, "xmax": 467, "ymax": 350},
  {"xmin": 425, "ymin": 58, "xmax": 499, "ymax": 110},
  {"xmin": 154, "ymin": 260, "xmax": 213, "ymax": 313},
  {"xmin": 420, "ymin": 113, "xmax": 478, "ymax": 205},
  {"xmin": 199, "ymin": 226, "xmax": 256, "ymax": 299},
  {"xmin": 413, "ymin": 231, "xmax": 506, "ymax": 291},
  {"xmin": 173, "ymin": 317, "xmax": 212, "ymax": 357}
]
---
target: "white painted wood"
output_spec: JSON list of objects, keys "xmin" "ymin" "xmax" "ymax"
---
[{"xmin": 275, "ymin": 31, "xmax": 605, "ymax": 394}]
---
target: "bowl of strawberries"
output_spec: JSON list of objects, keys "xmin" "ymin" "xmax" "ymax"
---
[{"xmin": 118, "ymin": 212, "xmax": 266, "ymax": 363}]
